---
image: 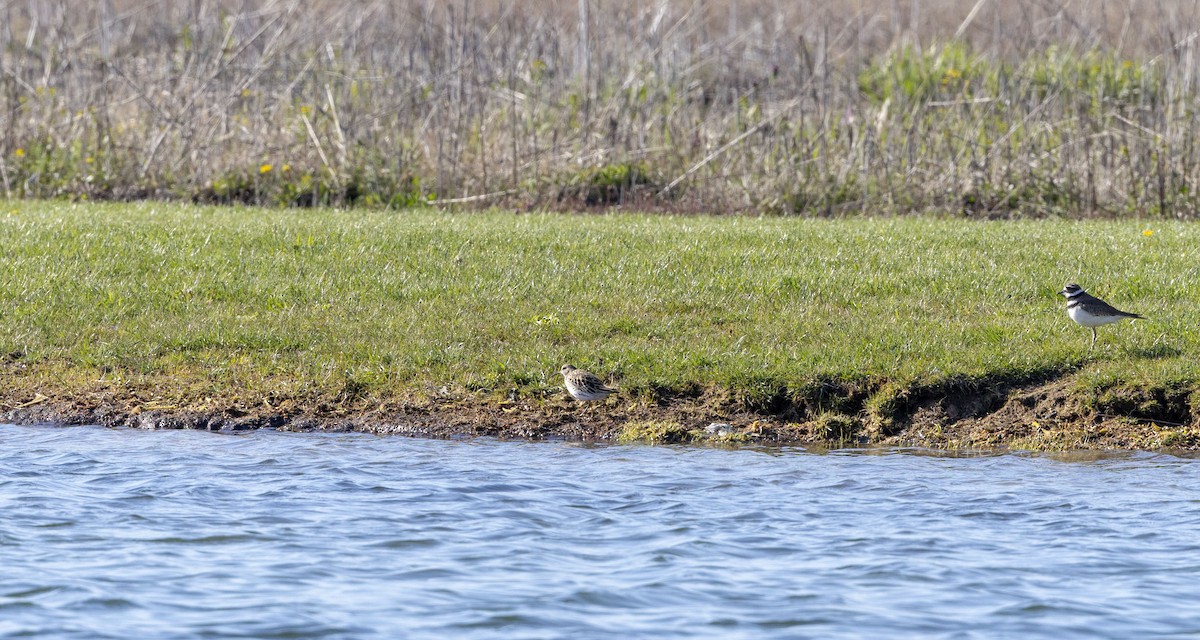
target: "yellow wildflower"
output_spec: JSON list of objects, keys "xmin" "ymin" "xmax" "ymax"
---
[
  {"xmin": 14, "ymin": 148, "xmax": 24, "ymax": 158},
  {"xmin": 1142, "ymin": 229, "xmax": 1154, "ymax": 237},
  {"xmin": 260, "ymin": 164, "xmax": 273, "ymax": 174}
]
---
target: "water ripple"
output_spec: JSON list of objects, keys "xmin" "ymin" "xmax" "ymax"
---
[{"xmin": 2, "ymin": 424, "xmax": 1200, "ymax": 638}]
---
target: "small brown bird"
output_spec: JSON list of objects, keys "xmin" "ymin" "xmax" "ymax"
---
[{"xmin": 559, "ymin": 364, "xmax": 617, "ymax": 403}]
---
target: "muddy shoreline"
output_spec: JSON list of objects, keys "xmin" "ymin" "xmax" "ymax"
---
[{"xmin": 4, "ymin": 375, "xmax": 1198, "ymax": 450}]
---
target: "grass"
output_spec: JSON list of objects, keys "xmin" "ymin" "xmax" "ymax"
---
[
  {"xmin": 6, "ymin": 2, "xmax": 1200, "ymax": 215},
  {"xmin": 1, "ymin": 201, "xmax": 1197, "ymax": 425}
]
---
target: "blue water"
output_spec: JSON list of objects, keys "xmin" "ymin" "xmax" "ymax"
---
[{"xmin": 2, "ymin": 424, "xmax": 1199, "ymax": 639}]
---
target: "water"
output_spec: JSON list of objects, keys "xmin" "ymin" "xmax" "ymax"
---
[{"xmin": 2, "ymin": 425, "xmax": 1199, "ymax": 639}]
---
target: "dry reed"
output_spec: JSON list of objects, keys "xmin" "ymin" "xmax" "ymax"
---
[{"xmin": 3, "ymin": 0, "xmax": 1200, "ymax": 215}]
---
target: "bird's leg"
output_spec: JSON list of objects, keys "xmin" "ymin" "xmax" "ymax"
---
[{"xmin": 1089, "ymin": 328, "xmax": 1097, "ymax": 352}]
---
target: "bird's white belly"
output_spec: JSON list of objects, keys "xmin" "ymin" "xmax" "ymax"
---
[
  {"xmin": 1068, "ymin": 306, "xmax": 1123, "ymax": 327},
  {"xmin": 568, "ymin": 389, "xmax": 609, "ymax": 401}
]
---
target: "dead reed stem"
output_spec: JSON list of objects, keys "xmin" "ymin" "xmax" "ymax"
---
[{"xmin": 2, "ymin": 0, "xmax": 1200, "ymax": 216}]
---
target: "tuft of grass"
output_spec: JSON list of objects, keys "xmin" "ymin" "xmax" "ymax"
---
[
  {"xmin": 1159, "ymin": 428, "xmax": 1200, "ymax": 449},
  {"xmin": 617, "ymin": 420, "xmax": 694, "ymax": 445},
  {"xmin": 814, "ymin": 413, "xmax": 861, "ymax": 445}
]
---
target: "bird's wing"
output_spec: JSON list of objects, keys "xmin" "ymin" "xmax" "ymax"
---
[
  {"xmin": 1092, "ymin": 298, "xmax": 1142, "ymax": 318},
  {"xmin": 579, "ymin": 372, "xmax": 615, "ymax": 392}
]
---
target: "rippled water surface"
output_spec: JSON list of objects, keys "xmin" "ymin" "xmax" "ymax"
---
[{"xmin": 2, "ymin": 424, "xmax": 1200, "ymax": 638}]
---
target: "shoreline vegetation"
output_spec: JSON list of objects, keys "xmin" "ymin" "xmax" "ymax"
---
[
  {"xmin": 3, "ymin": 1, "xmax": 1200, "ymax": 217},
  {"xmin": 2, "ymin": 203, "xmax": 1198, "ymax": 450}
]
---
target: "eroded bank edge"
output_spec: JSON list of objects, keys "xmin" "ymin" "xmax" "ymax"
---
[{"xmin": 2, "ymin": 370, "xmax": 1197, "ymax": 450}]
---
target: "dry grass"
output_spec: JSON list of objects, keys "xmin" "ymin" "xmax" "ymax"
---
[{"xmin": 4, "ymin": 0, "xmax": 1200, "ymax": 215}]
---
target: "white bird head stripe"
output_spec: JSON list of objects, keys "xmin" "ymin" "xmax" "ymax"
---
[{"xmin": 1060, "ymin": 283, "xmax": 1084, "ymax": 298}]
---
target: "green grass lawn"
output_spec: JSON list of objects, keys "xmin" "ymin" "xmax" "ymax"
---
[{"xmin": 0, "ymin": 201, "xmax": 1196, "ymax": 410}]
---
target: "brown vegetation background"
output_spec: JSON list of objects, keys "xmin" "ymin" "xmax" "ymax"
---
[{"xmin": 3, "ymin": 0, "xmax": 1200, "ymax": 215}]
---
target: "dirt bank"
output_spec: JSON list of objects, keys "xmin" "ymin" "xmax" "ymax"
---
[{"xmin": 3, "ymin": 372, "xmax": 1198, "ymax": 451}]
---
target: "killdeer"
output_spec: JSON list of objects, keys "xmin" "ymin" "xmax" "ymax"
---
[
  {"xmin": 1059, "ymin": 283, "xmax": 1143, "ymax": 351},
  {"xmin": 559, "ymin": 364, "xmax": 617, "ymax": 404}
]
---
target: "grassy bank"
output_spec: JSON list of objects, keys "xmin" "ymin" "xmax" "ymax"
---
[
  {"xmin": 5, "ymin": 1, "xmax": 1200, "ymax": 215},
  {"xmin": 1, "ymin": 201, "xmax": 1198, "ymax": 447}
]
